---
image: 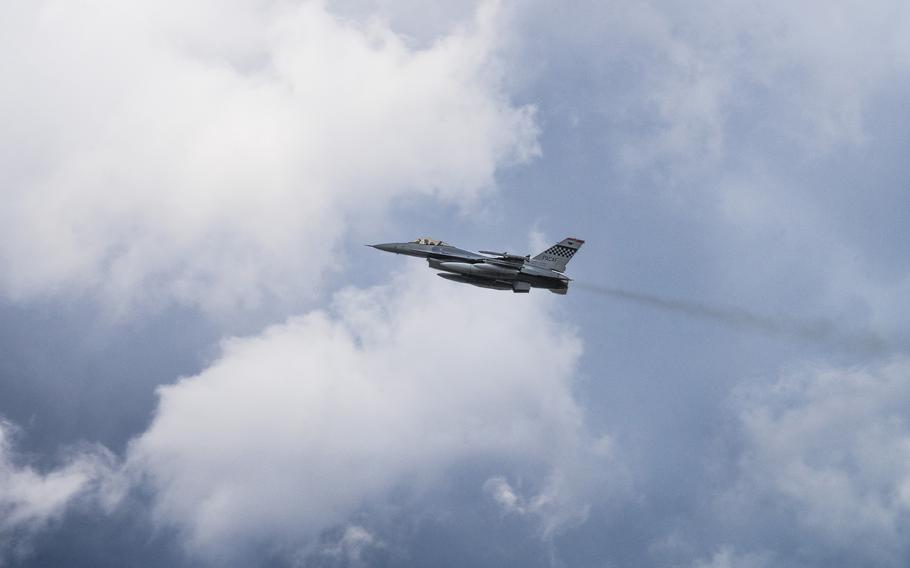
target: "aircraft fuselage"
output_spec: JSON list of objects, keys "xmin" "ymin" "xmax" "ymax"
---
[{"xmin": 369, "ymin": 238, "xmax": 582, "ymax": 294}]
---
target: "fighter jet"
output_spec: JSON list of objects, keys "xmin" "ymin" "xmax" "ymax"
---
[{"xmin": 368, "ymin": 236, "xmax": 584, "ymax": 294}]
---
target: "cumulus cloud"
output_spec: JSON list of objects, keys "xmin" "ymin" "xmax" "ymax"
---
[
  {"xmin": 125, "ymin": 266, "xmax": 612, "ymax": 559},
  {"xmin": 0, "ymin": 0, "xmax": 537, "ymax": 314},
  {"xmin": 0, "ymin": 421, "xmax": 120, "ymax": 563},
  {"xmin": 712, "ymin": 359, "xmax": 910, "ymax": 566}
]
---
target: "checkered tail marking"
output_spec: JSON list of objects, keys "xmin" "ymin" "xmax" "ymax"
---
[{"xmin": 531, "ymin": 237, "xmax": 585, "ymax": 272}]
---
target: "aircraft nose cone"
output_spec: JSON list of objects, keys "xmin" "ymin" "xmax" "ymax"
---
[{"xmin": 369, "ymin": 243, "xmax": 400, "ymax": 254}]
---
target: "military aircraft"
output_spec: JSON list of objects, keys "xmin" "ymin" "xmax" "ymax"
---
[{"xmin": 368, "ymin": 236, "xmax": 584, "ymax": 294}]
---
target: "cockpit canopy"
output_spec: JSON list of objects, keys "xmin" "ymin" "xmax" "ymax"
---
[{"xmin": 411, "ymin": 237, "xmax": 448, "ymax": 246}]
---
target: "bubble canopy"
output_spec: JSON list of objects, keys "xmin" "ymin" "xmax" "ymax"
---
[{"xmin": 411, "ymin": 237, "xmax": 449, "ymax": 246}]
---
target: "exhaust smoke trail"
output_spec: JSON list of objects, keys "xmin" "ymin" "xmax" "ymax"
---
[{"xmin": 574, "ymin": 283, "xmax": 889, "ymax": 355}]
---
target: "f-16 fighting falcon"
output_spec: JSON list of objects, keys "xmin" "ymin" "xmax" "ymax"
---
[{"xmin": 369, "ymin": 237, "xmax": 584, "ymax": 294}]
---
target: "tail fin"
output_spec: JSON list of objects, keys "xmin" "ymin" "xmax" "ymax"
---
[{"xmin": 531, "ymin": 237, "xmax": 584, "ymax": 273}]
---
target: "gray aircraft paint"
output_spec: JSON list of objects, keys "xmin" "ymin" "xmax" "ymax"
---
[{"xmin": 369, "ymin": 237, "xmax": 584, "ymax": 294}]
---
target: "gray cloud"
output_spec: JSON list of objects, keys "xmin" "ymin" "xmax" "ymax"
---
[
  {"xmin": 0, "ymin": 421, "xmax": 121, "ymax": 564},
  {"xmin": 709, "ymin": 359, "xmax": 910, "ymax": 567}
]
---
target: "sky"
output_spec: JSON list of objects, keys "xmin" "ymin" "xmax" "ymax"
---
[{"xmin": 1, "ymin": 1, "xmax": 909, "ymax": 566}]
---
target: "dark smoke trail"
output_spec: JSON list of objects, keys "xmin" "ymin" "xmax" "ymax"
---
[{"xmin": 574, "ymin": 282, "xmax": 889, "ymax": 355}]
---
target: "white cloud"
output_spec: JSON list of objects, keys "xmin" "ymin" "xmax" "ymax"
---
[
  {"xmin": 484, "ymin": 432, "xmax": 617, "ymax": 539},
  {"xmin": 126, "ymin": 265, "xmax": 612, "ymax": 558},
  {"xmin": 485, "ymin": 476, "xmax": 523, "ymax": 513},
  {"xmin": 0, "ymin": 0, "xmax": 538, "ymax": 314},
  {"xmin": 716, "ymin": 359, "xmax": 910, "ymax": 565},
  {"xmin": 0, "ymin": 421, "xmax": 120, "ymax": 563},
  {"xmin": 692, "ymin": 547, "xmax": 771, "ymax": 568},
  {"xmin": 312, "ymin": 525, "xmax": 379, "ymax": 566}
]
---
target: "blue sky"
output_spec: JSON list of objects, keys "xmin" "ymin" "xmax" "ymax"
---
[{"xmin": 1, "ymin": 1, "xmax": 909, "ymax": 566}]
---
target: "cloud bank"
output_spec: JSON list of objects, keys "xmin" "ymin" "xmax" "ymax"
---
[
  {"xmin": 126, "ymin": 267, "xmax": 614, "ymax": 559},
  {"xmin": 0, "ymin": 0, "xmax": 537, "ymax": 314}
]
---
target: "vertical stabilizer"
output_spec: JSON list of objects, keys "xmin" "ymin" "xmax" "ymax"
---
[{"xmin": 531, "ymin": 237, "xmax": 584, "ymax": 272}]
